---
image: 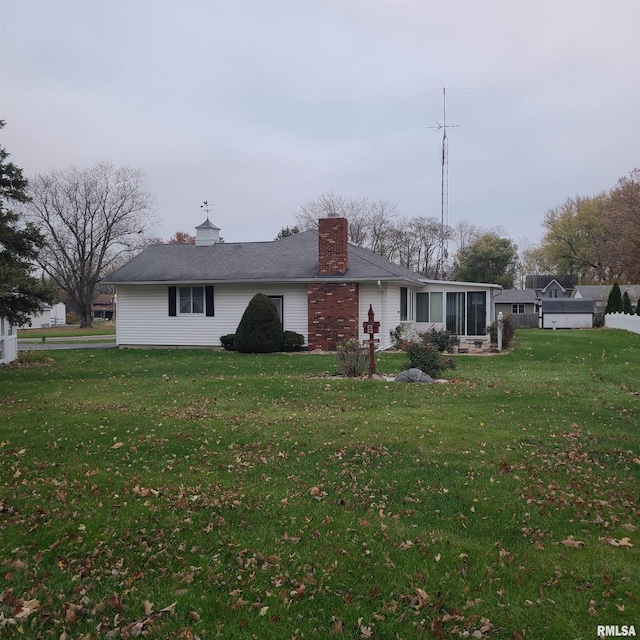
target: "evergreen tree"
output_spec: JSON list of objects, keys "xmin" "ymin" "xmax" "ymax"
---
[
  {"xmin": 605, "ymin": 282, "xmax": 623, "ymax": 314},
  {"xmin": 0, "ymin": 121, "xmax": 55, "ymax": 325},
  {"xmin": 234, "ymin": 293, "xmax": 283, "ymax": 353},
  {"xmin": 636, "ymin": 298, "xmax": 640, "ymax": 316},
  {"xmin": 622, "ymin": 291, "xmax": 633, "ymax": 314}
]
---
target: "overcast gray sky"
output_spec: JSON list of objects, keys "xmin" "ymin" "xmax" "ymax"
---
[{"xmin": 2, "ymin": 0, "xmax": 639, "ymax": 247}]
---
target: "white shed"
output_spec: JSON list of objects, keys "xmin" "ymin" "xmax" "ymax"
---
[{"xmin": 541, "ymin": 299, "xmax": 595, "ymax": 329}]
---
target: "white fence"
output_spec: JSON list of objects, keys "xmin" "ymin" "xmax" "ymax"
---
[
  {"xmin": 605, "ymin": 313, "xmax": 640, "ymax": 335},
  {"xmin": 0, "ymin": 334, "xmax": 18, "ymax": 365}
]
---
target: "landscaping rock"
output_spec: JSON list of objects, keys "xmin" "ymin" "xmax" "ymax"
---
[{"xmin": 394, "ymin": 368, "xmax": 435, "ymax": 384}]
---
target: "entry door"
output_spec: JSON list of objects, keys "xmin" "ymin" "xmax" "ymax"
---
[{"xmin": 466, "ymin": 292, "xmax": 486, "ymax": 336}]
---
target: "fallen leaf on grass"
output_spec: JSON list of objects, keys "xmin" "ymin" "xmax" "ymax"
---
[
  {"xmin": 13, "ymin": 598, "xmax": 39, "ymax": 620},
  {"xmin": 330, "ymin": 616, "xmax": 344, "ymax": 635},
  {"xmin": 282, "ymin": 531, "xmax": 301, "ymax": 544},
  {"xmin": 111, "ymin": 442, "xmax": 124, "ymax": 450},
  {"xmin": 560, "ymin": 536, "xmax": 585, "ymax": 548},
  {"xmin": 608, "ymin": 537, "xmax": 633, "ymax": 547}
]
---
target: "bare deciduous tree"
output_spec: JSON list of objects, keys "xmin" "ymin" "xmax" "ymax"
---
[
  {"xmin": 295, "ymin": 192, "xmax": 398, "ymax": 253},
  {"xmin": 23, "ymin": 162, "xmax": 155, "ymax": 327}
]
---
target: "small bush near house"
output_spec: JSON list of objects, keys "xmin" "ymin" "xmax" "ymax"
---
[
  {"xmin": 220, "ymin": 334, "xmax": 236, "ymax": 351},
  {"xmin": 390, "ymin": 324, "xmax": 410, "ymax": 350},
  {"xmin": 234, "ymin": 294, "xmax": 284, "ymax": 354},
  {"xmin": 622, "ymin": 291, "xmax": 633, "ymax": 314},
  {"xmin": 418, "ymin": 327, "xmax": 460, "ymax": 353},
  {"xmin": 336, "ymin": 339, "xmax": 369, "ymax": 377},
  {"xmin": 405, "ymin": 341, "xmax": 455, "ymax": 378},
  {"xmin": 488, "ymin": 313, "xmax": 516, "ymax": 349},
  {"xmin": 281, "ymin": 330, "xmax": 305, "ymax": 352}
]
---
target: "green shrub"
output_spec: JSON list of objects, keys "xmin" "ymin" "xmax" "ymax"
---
[
  {"xmin": 16, "ymin": 350, "xmax": 54, "ymax": 366},
  {"xmin": 234, "ymin": 294, "xmax": 284, "ymax": 354},
  {"xmin": 220, "ymin": 334, "xmax": 236, "ymax": 351},
  {"xmin": 622, "ymin": 291, "xmax": 633, "ymax": 314},
  {"xmin": 418, "ymin": 327, "xmax": 460, "ymax": 352},
  {"xmin": 281, "ymin": 330, "xmax": 305, "ymax": 352},
  {"xmin": 405, "ymin": 341, "xmax": 455, "ymax": 378},
  {"xmin": 336, "ymin": 339, "xmax": 369, "ymax": 377},
  {"xmin": 605, "ymin": 282, "xmax": 623, "ymax": 314},
  {"xmin": 488, "ymin": 313, "xmax": 516, "ymax": 349},
  {"xmin": 390, "ymin": 324, "xmax": 410, "ymax": 350}
]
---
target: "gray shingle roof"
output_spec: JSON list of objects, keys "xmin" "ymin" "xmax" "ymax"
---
[
  {"xmin": 102, "ymin": 230, "xmax": 426, "ymax": 285},
  {"xmin": 542, "ymin": 299, "xmax": 595, "ymax": 313},
  {"xmin": 493, "ymin": 289, "xmax": 538, "ymax": 303},
  {"xmin": 573, "ymin": 285, "xmax": 640, "ymax": 302}
]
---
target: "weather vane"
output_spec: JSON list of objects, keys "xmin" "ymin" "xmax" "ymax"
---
[{"xmin": 201, "ymin": 200, "xmax": 211, "ymax": 219}]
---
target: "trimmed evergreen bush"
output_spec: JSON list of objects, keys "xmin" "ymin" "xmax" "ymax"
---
[
  {"xmin": 605, "ymin": 282, "xmax": 623, "ymax": 314},
  {"xmin": 234, "ymin": 293, "xmax": 284, "ymax": 354},
  {"xmin": 636, "ymin": 299, "xmax": 640, "ymax": 316},
  {"xmin": 405, "ymin": 342, "xmax": 455, "ymax": 378},
  {"xmin": 281, "ymin": 330, "xmax": 305, "ymax": 352},
  {"xmin": 336, "ymin": 340, "xmax": 369, "ymax": 377},
  {"xmin": 220, "ymin": 334, "xmax": 236, "ymax": 351},
  {"xmin": 622, "ymin": 291, "xmax": 633, "ymax": 314}
]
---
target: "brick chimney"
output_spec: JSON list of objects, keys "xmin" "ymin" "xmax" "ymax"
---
[{"xmin": 318, "ymin": 216, "xmax": 349, "ymax": 276}]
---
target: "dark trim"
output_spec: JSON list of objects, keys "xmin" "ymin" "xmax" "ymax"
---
[
  {"xmin": 168, "ymin": 286, "xmax": 177, "ymax": 316},
  {"xmin": 205, "ymin": 286, "xmax": 214, "ymax": 316}
]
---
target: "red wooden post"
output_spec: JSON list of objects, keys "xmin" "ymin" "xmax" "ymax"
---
[{"xmin": 363, "ymin": 304, "xmax": 380, "ymax": 378}]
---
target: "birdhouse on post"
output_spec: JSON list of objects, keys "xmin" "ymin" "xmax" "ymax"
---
[{"xmin": 362, "ymin": 305, "xmax": 380, "ymax": 377}]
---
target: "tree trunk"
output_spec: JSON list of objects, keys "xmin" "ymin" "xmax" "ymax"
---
[{"xmin": 79, "ymin": 310, "xmax": 93, "ymax": 329}]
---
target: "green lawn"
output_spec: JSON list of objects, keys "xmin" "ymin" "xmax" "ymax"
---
[
  {"xmin": 0, "ymin": 329, "xmax": 638, "ymax": 638},
  {"xmin": 17, "ymin": 322, "xmax": 116, "ymax": 339}
]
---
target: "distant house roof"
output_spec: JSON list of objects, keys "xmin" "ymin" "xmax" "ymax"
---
[
  {"xmin": 102, "ymin": 229, "xmax": 430, "ymax": 286},
  {"xmin": 525, "ymin": 274, "xmax": 578, "ymax": 290},
  {"xmin": 573, "ymin": 284, "xmax": 640, "ymax": 302},
  {"xmin": 493, "ymin": 289, "xmax": 538, "ymax": 304},
  {"xmin": 92, "ymin": 294, "xmax": 115, "ymax": 309},
  {"xmin": 542, "ymin": 299, "xmax": 595, "ymax": 313}
]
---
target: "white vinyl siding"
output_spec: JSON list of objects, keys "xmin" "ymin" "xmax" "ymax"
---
[
  {"xmin": 542, "ymin": 313, "xmax": 593, "ymax": 329},
  {"xmin": 358, "ymin": 282, "xmax": 386, "ymax": 347},
  {"xmin": 115, "ymin": 283, "xmax": 308, "ymax": 347}
]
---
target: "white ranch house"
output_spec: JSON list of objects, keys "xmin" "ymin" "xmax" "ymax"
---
[{"xmin": 103, "ymin": 216, "xmax": 499, "ymax": 351}]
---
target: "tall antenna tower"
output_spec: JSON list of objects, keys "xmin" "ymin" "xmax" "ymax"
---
[{"xmin": 429, "ymin": 87, "xmax": 458, "ymax": 279}]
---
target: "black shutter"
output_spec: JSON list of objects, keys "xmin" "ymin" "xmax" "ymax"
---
[
  {"xmin": 205, "ymin": 286, "xmax": 214, "ymax": 316},
  {"xmin": 168, "ymin": 286, "xmax": 177, "ymax": 316}
]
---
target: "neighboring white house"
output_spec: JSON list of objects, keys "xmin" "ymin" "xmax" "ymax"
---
[
  {"xmin": 0, "ymin": 316, "xmax": 18, "ymax": 365},
  {"xmin": 103, "ymin": 216, "xmax": 500, "ymax": 351},
  {"xmin": 573, "ymin": 284, "xmax": 640, "ymax": 313},
  {"xmin": 23, "ymin": 302, "xmax": 67, "ymax": 328}
]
